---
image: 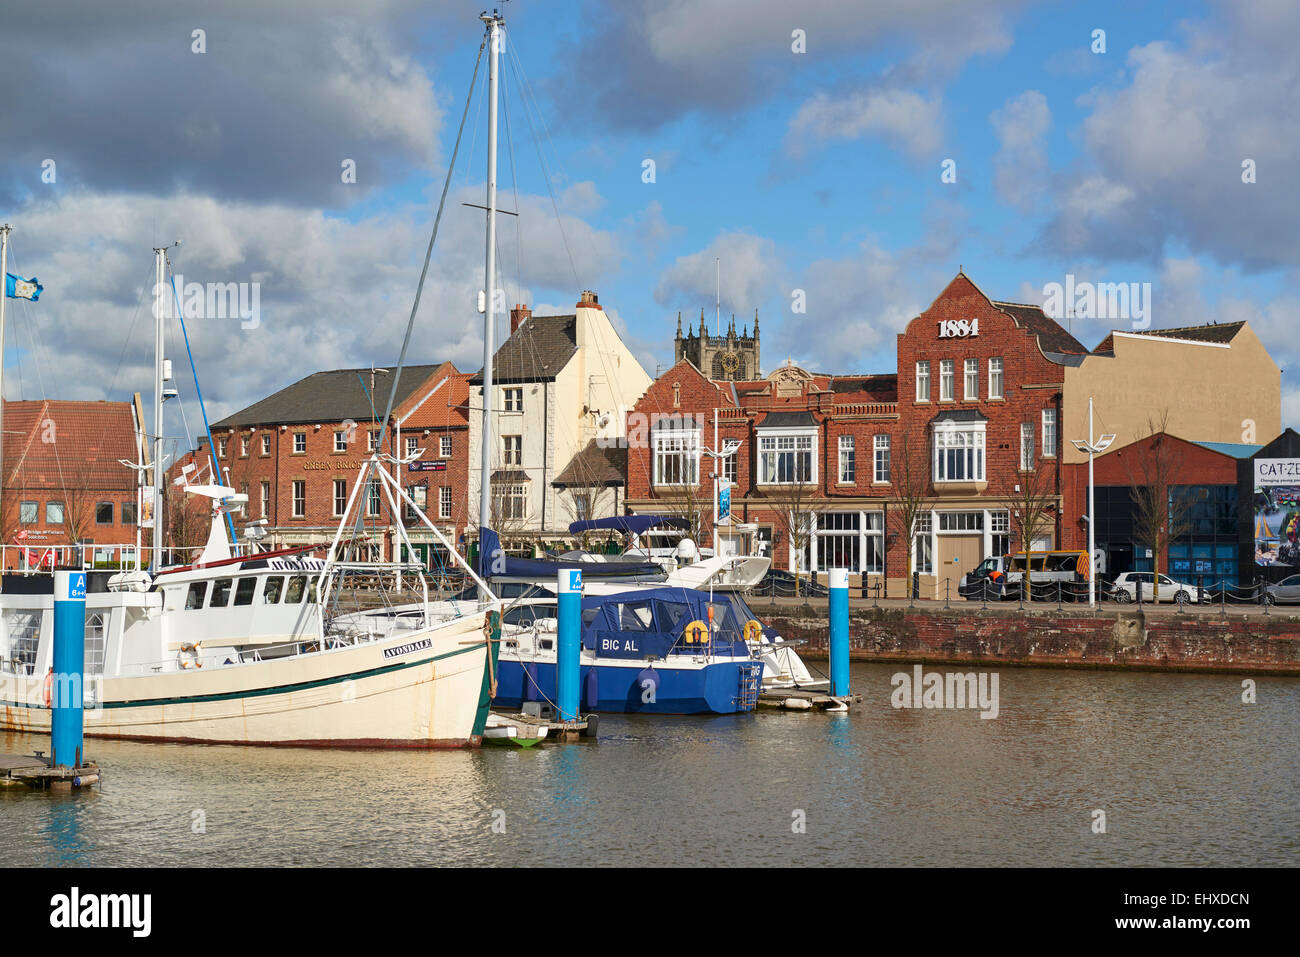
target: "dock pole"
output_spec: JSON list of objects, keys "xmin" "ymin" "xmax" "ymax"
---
[
  {"xmin": 50, "ymin": 570, "xmax": 88, "ymax": 769},
  {"xmin": 829, "ymin": 567, "xmax": 850, "ymax": 697},
  {"xmin": 557, "ymin": 568, "xmax": 582, "ymax": 722}
]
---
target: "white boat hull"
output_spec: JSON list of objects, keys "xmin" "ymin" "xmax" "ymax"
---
[{"xmin": 0, "ymin": 613, "xmax": 492, "ymax": 749}]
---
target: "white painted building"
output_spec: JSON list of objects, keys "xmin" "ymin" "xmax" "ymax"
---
[{"xmin": 467, "ymin": 291, "xmax": 651, "ymax": 545}]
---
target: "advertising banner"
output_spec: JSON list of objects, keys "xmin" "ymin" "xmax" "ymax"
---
[
  {"xmin": 139, "ymin": 486, "xmax": 156, "ymax": 530},
  {"xmin": 1253, "ymin": 459, "xmax": 1300, "ymax": 566}
]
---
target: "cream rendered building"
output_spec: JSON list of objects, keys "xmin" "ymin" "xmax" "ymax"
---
[
  {"xmin": 467, "ymin": 291, "xmax": 652, "ymax": 546},
  {"xmin": 1061, "ymin": 322, "xmax": 1280, "ymax": 464}
]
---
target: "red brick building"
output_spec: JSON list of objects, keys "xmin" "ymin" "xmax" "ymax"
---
[
  {"xmin": 625, "ymin": 273, "xmax": 1086, "ymax": 596},
  {"xmin": 1, "ymin": 398, "xmax": 144, "ymax": 566},
  {"xmin": 188, "ymin": 361, "xmax": 471, "ymax": 566}
]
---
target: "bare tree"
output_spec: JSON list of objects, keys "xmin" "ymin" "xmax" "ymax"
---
[
  {"xmin": 1005, "ymin": 455, "xmax": 1058, "ymax": 599},
  {"xmin": 887, "ymin": 431, "xmax": 929, "ymax": 600},
  {"xmin": 1124, "ymin": 412, "xmax": 1192, "ymax": 601},
  {"xmin": 764, "ymin": 457, "xmax": 818, "ymax": 592}
]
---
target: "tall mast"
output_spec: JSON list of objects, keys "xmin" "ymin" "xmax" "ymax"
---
[
  {"xmin": 152, "ymin": 246, "xmax": 167, "ymax": 571},
  {"xmin": 477, "ymin": 10, "xmax": 503, "ymax": 542},
  {"xmin": 0, "ymin": 224, "xmax": 9, "ymax": 532}
]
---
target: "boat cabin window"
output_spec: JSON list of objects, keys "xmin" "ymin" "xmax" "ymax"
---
[
  {"xmin": 233, "ymin": 578, "xmax": 257, "ymax": 606},
  {"xmin": 611, "ymin": 600, "xmax": 655, "ymax": 632},
  {"xmin": 262, "ymin": 576, "xmax": 285, "ymax": 604},
  {"xmin": 581, "ymin": 608, "xmax": 600, "ymax": 628},
  {"xmin": 210, "ymin": 578, "xmax": 234, "ymax": 607},
  {"xmin": 502, "ymin": 604, "xmax": 557, "ymax": 627},
  {"xmin": 285, "ymin": 576, "xmax": 307, "ymax": 603},
  {"xmin": 707, "ymin": 601, "xmax": 739, "ymax": 634},
  {"xmin": 654, "ymin": 600, "xmax": 692, "ymax": 632},
  {"xmin": 186, "ymin": 582, "xmax": 208, "ymax": 610}
]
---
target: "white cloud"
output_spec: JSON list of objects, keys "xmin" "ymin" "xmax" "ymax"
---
[
  {"xmin": 991, "ymin": 90, "xmax": 1051, "ymax": 210},
  {"xmin": 654, "ymin": 232, "xmax": 785, "ymax": 316},
  {"xmin": 787, "ymin": 87, "xmax": 943, "ymax": 159}
]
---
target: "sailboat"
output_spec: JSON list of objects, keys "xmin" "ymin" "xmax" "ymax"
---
[{"xmin": 0, "ymin": 13, "xmax": 513, "ymax": 748}]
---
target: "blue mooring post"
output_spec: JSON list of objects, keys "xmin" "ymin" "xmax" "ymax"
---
[
  {"xmin": 557, "ymin": 568, "xmax": 582, "ymax": 722},
  {"xmin": 51, "ymin": 569, "xmax": 87, "ymax": 769},
  {"xmin": 829, "ymin": 567, "xmax": 850, "ymax": 697}
]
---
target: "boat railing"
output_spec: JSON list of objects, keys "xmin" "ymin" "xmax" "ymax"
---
[{"xmin": 120, "ymin": 631, "xmax": 382, "ymax": 676}]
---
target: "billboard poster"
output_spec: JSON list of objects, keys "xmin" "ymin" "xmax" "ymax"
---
[
  {"xmin": 1253, "ymin": 459, "xmax": 1300, "ymax": 566},
  {"xmin": 139, "ymin": 486, "xmax": 156, "ymax": 530}
]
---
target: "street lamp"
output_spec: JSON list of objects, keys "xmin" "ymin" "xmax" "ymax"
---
[{"xmin": 1071, "ymin": 395, "xmax": 1116, "ymax": 607}]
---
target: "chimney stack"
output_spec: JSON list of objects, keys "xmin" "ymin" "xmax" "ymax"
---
[
  {"xmin": 510, "ymin": 303, "xmax": 531, "ymax": 335},
  {"xmin": 578, "ymin": 289, "xmax": 600, "ymax": 308}
]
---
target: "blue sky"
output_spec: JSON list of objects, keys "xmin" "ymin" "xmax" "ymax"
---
[{"xmin": 1, "ymin": 0, "xmax": 1296, "ymax": 454}]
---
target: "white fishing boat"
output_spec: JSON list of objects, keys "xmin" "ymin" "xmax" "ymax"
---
[{"xmin": 0, "ymin": 464, "xmax": 499, "ymax": 748}]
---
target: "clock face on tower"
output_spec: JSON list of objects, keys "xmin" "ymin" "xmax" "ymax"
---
[{"xmin": 721, "ymin": 351, "xmax": 740, "ymax": 373}]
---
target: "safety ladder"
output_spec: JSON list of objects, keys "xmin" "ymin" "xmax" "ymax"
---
[{"xmin": 735, "ymin": 662, "xmax": 762, "ymax": 710}]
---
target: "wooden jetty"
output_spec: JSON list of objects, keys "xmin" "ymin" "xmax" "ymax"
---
[
  {"xmin": 757, "ymin": 689, "xmax": 861, "ymax": 713},
  {"xmin": 485, "ymin": 704, "xmax": 595, "ymax": 746},
  {"xmin": 0, "ymin": 752, "xmax": 101, "ymax": 791}
]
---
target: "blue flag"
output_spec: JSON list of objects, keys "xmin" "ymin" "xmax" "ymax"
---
[{"xmin": 5, "ymin": 272, "xmax": 42, "ymax": 301}]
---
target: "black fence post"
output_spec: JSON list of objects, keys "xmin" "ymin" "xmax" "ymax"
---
[
  {"xmin": 872, "ymin": 579, "xmax": 880, "ymax": 609},
  {"xmin": 944, "ymin": 578, "xmax": 951, "ymax": 609},
  {"xmin": 1220, "ymin": 578, "xmax": 1226, "ymax": 617},
  {"xmin": 910, "ymin": 571, "xmax": 918, "ymax": 607},
  {"xmin": 1262, "ymin": 579, "xmax": 1270, "ymax": 616},
  {"xmin": 1056, "ymin": 579, "xmax": 1063, "ymax": 611},
  {"xmin": 1136, "ymin": 578, "xmax": 1143, "ymax": 606},
  {"xmin": 981, "ymin": 577, "xmax": 989, "ymax": 609}
]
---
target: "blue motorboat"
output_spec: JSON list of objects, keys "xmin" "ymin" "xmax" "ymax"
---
[{"xmin": 493, "ymin": 585, "xmax": 764, "ymax": 715}]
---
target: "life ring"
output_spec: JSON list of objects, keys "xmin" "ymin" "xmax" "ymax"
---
[
  {"xmin": 179, "ymin": 642, "xmax": 203, "ymax": 669},
  {"xmin": 43, "ymin": 669, "xmax": 53, "ymax": 707},
  {"xmin": 743, "ymin": 619, "xmax": 763, "ymax": 643},
  {"xmin": 682, "ymin": 619, "xmax": 708, "ymax": 644}
]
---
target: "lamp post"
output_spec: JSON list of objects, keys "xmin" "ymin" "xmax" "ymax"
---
[{"xmin": 1071, "ymin": 395, "xmax": 1116, "ymax": 607}]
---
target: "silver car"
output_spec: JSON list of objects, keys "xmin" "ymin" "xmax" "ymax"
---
[
  {"xmin": 1109, "ymin": 572, "xmax": 1200, "ymax": 605},
  {"xmin": 1263, "ymin": 574, "xmax": 1300, "ymax": 605}
]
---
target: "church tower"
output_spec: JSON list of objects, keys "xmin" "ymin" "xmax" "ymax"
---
[{"xmin": 673, "ymin": 308, "xmax": 760, "ymax": 380}]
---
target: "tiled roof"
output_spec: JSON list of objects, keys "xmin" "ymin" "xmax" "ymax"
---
[
  {"xmin": 213, "ymin": 364, "xmax": 449, "ymax": 428},
  {"xmin": 3, "ymin": 400, "xmax": 139, "ymax": 491},
  {"xmin": 399, "ymin": 372, "xmax": 471, "ymax": 430},
  {"xmin": 1091, "ymin": 321, "xmax": 1247, "ymax": 355},
  {"xmin": 992, "ymin": 301, "xmax": 1088, "ymax": 356},
  {"xmin": 757, "ymin": 411, "xmax": 818, "ymax": 429},
  {"xmin": 829, "ymin": 374, "xmax": 898, "ymax": 402},
  {"xmin": 552, "ymin": 439, "xmax": 627, "ymax": 487},
  {"xmin": 469, "ymin": 315, "xmax": 578, "ymax": 384}
]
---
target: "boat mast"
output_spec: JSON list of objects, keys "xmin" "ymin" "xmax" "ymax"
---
[
  {"xmin": 477, "ymin": 10, "xmax": 503, "ymax": 553},
  {"xmin": 152, "ymin": 246, "xmax": 167, "ymax": 572}
]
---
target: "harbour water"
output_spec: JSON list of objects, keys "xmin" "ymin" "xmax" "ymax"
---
[{"xmin": 2, "ymin": 663, "xmax": 1295, "ymax": 867}]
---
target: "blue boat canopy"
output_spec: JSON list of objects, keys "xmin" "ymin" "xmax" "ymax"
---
[
  {"xmin": 567, "ymin": 515, "xmax": 691, "ymax": 537},
  {"xmin": 478, "ymin": 527, "xmax": 663, "ymax": 580}
]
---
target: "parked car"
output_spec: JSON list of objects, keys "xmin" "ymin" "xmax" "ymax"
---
[
  {"xmin": 1262, "ymin": 574, "xmax": 1300, "ymax": 605},
  {"xmin": 1109, "ymin": 571, "xmax": 1200, "ymax": 605},
  {"xmin": 960, "ymin": 550, "xmax": 1091, "ymax": 601}
]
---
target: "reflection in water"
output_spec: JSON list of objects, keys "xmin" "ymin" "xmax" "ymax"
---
[{"xmin": 0, "ymin": 664, "xmax": 1296, "ymax": 867}]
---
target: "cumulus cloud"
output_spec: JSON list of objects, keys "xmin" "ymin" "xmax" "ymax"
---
[
  {"xmin": 0, "ymin": 184, "xmax": 622, "ymax": 448},
  {"xmin": 787, "ymin": 87, "xmax": 943, "ymax": 159},
  {"xmin": 0, "ymin": 0, "xmax": 458, "ymax": 207},
  {"xmin": 547, "ymin": 0, "xmax": 1021, "ymax": 131},
  {"xmin": 653, "ymin": 232, "xmax": 785, "ymax": 320},
  {"xmin": 990, "ymin": 90, "xmax": 1051, "ymax": 210},
  {"xmin": 1036, "ymin": 4, "xmax": 1300, "ymax": 270}
]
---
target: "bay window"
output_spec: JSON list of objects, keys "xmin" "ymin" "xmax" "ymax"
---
[
  {"xmin": 933, "ymin": 423, "xmax": 985, "ymax": 482},
  {"xmin": 758, "ymin": 431, "xmax": 816, "ymax": 484}
]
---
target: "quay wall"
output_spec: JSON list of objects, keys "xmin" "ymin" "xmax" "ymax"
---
[{"xmin": 747, "ymin": 603, "xmax": 1300, "ymax": 676}]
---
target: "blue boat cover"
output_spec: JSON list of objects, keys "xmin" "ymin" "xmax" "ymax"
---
[
  {"xmin": 478, "ymin": 527, "xmax": 663, "ymax": 580},
  {"xmin": 567, "ymin": 515, "xmax": 690, "ymax": 537}
]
